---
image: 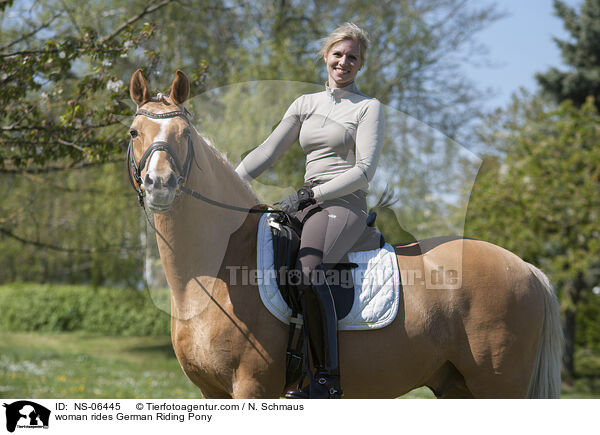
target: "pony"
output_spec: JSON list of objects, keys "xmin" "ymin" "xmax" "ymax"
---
[{"xmin": 126, "ymin": 69, "xmax": 562, "ymax": 398}]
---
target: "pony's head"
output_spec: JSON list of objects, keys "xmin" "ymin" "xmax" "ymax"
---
[{"xmin": 127, "ymin": 69, "xmax": 192, "ymax": 212}]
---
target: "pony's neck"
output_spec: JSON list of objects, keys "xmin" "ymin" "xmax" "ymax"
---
[{"xmin": 153, "ymin": 130, "xmax": 259, "ymax": 318}]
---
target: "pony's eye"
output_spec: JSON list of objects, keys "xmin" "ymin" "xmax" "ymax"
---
[{"xmin": 130, "ymin": 129, "xmax": 138, "ymax": 138}]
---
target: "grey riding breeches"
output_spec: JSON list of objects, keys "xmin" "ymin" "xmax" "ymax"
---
[{"xmin": 293, "ymin": 190, "xmax": 367, "ymax": 288}]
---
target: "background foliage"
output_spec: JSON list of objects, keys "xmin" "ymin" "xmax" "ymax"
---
[
  {"xmin": 0, "ymin": 283, "xmax": 170, "ymax": 335},
  {"xmin": 1, "ymin": 0, "xmax": 600, "ymax": 385},
  {"xmin": 1, "ymin": 0, "xmax": 501, "ymax": 285},
  {"xmin": 536, "ymin": 0, "xmax": 600, "ymax": 110},
  {"xmin": 464, "ymin": 0, "xmax": 600, "ymax": 379},
  {"xmin": 466, "ymin": 96, "xmax": 600, "ymax": 377}
]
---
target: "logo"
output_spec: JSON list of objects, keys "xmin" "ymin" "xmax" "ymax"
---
[{"xmin": 3, "ymin": 401, "xmax": 50, "ymax": 433}]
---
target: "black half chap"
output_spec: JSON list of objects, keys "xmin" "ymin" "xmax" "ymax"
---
[{"xmin": 294, "ymin": 191, "xmax": 367, "ymax": 287}]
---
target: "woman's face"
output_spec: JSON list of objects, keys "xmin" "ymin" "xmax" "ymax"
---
[{"xmin": 324, "ymin": 38, "xmax": 362, "ymax": 88}]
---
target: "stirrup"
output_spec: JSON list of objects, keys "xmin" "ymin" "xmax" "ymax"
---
[
  {"xmin": 310, "ymin": 374, "xmax": 343, "ymax": 399},
  {"xmin": 285, "ymin": 375, "xmax": 343, "ymax": 399}
]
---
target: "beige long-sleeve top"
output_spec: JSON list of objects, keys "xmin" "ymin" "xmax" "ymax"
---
[{"xmin": 235, "ymin": 82, "xmax": 385, "ymax": 202}]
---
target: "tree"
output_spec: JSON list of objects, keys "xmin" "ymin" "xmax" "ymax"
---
[
  {"xmin": 201, "ymin": 0, "xmax": 501, "ymax": 241},
  {"xmin": 0, "ymin": 0, "xmax": 503, "ymax": 286},
  {"xmin": 466, "ymin": 96, "xmax": 600, "ymax": 380},
  {"xmin": 227, "ymin": 0, "xmax": 504, "ymax": 139},
  {"xmin": 0, "ymin": 163, "xmax": 144, "ymax": 286},
  {"xmin": 1, "ymin": 0, "xmax": 502, "ymax": 170},
  {"xmin": 0, "ymin": 0, "xmax": 180, "ymax": 285},
  {"xmin": 536, "ymin": 0, "xmax": 600, "ymax": 110},
  {"xmin": 0, "ymin": 0, "xmax": 179, "ymax": 171}
]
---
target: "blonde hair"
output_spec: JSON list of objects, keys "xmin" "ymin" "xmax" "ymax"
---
[{"xmin": 319, "ymin": 22, "xmax": 370, "ymax": 67}]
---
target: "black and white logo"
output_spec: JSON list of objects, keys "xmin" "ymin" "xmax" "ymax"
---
[{"xmin": 3, "ymin": 401, "xmax": 50, "ymax": 432}]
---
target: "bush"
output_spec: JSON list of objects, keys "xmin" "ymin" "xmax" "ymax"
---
[
  {"xmin": 0, "ymin": 283, "xmax": 170, "ymax": 335},
  {"xmin": 577, "ymin": 293, "xmax": 600, "ymax": 352}
]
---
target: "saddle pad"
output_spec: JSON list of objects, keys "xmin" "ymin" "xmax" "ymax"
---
[{"xmin": 256, "ymin": 214, "xmax": 400, "ymax": 331}]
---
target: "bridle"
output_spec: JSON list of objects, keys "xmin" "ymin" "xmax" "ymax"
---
[
  {"xmin": 126, "ymin": 108, "xmax": 195, "ymax": 207},
  {"xmin": 126, "ymin": 106, "xmax": 283, "ymax": 216}
]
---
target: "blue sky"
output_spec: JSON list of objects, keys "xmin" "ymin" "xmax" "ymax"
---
[{"xmin": 465, "ymin": 0, "xmax": 581, "ymax": 110}]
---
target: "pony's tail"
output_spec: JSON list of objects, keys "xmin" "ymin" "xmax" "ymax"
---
[
  {"xmin": 371, "ymin": 184, "xmax": 398, "ymax": 211},
  {"xmin": 526, "ymin": 263, "xmax": 563, "ymax": 398}
]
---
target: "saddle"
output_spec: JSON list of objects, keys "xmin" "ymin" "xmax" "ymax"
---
[{"xmin": 266, "ymin": 210, "xmax": 385, "ymax": 388}]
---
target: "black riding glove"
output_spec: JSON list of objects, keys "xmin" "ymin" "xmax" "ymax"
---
[{"xmin": 278, "ymin": 188, "xmax": 316, "ymax": 214}]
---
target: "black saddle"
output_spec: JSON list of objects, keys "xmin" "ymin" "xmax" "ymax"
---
[
  {"xmin": 267, "ymin": 210, "xmax": 386, "ymax": 319},
  {"xmin": 267, "ymin": 213, "xmax": 355, "ymax": 320}
]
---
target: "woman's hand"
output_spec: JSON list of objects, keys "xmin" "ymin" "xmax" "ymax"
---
[{"xmin": 278, "ymin": 188, "xmax": 315, "ymax": 214}]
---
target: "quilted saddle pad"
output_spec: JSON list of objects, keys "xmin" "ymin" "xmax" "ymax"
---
[{"xmin": 256, "ymin": 214, "xmax": 400, "ymax": 331}]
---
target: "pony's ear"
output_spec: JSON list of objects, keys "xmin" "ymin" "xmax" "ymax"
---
[
  {"xmin": 169, "ymin": 70, "xmax": 190, "ymax": 105},
  {"xmin": 130, "ymin": 69, "xmax": 151, "ymax": 106}
]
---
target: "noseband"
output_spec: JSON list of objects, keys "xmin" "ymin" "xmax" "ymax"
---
[{"xmin": 126, "ymin": 108, "xmax": 195, "ymax": 207}]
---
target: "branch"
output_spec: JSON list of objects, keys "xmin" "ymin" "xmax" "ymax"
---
[
  {"xmin": 0, "ymin": 12, "xmax": 62, "ymax": 52},
  {"xmin": 430, "ymin": 0, "xmax": 469, "ymax": 30},
  {"xmin": 1, "ymin": 1, "xmax": 174, "ymax": 58},
  {"xmin": 0, "ymin": 46, "xmax": 123, "ymax": 59},
  {"xmin": 57, "ymin": 138, "xmax": 87, "ymax": 153},
  {"xmin": 0, "ymin": 158, "xmax": 123, "ymax": 174},
  {"xmin": 1, "ymin": 121, "xmax": 121, "ymax": 131},
  {"xmin": 0, "ymin": 226, "xmax": 135, "ymax": 254},
  {"xmin": 0, "ymin": 0, "xmax": 13, "ymax": 12},
  {"xmin": 21, "ymin": 172, "xmax": 131, "ymax": 196},
  {"xmin": 58, "ymin": 0, "xmax": 84, "ymax": 37},
  {"xmin": 100, "ymin": 0, "xmax": 176, "ymax": 43}
]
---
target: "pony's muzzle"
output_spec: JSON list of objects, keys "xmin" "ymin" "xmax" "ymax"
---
[
  {"xmin": 143, "ymin": 170, "xmax": 178, "ymax": 211},
  {"xmin": 144, "ymin": 171, "xmax": 178, "ymax": 190}
]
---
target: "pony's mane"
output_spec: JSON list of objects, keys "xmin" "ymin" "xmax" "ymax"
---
[
  {"xmin": 190, "ymin": 124, "xmax": 258, "ymax": 200},
  {"xmin": 151, "ymin": 93, "xmax": 169, "ymax": 104},
  {"xmin": 145, "ymin": 93, "xmax": 258, "ymax": 201}
]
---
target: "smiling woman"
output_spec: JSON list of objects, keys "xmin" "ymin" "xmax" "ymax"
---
[
  {"xmin": 319, "ymin": 22, "xmax": 369, "ymax": 88},
  {"xmin": 235, "ymin": 22, "xmax": 384, "ymax": 398},
  {"xmin": 324, "ymin": 39, "xmax": 362, "ymax": 88}
]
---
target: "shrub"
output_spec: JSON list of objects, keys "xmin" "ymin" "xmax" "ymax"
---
[
  {"xmin": 577, "ymin": 293, "xmax": 600, "ymax": 352},
  {"xmin": 0, "ymin": 283, "xmax": 170, "ymax": 335}
]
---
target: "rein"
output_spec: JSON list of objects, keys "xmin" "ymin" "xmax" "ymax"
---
[{"xmin": 127, "ymin": 107, "xmax": 282, "ymax": 216}]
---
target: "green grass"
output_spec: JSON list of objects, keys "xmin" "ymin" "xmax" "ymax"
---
[
  {"xmin": 0, "ymin": 332, "xmax": 597, "ymax": 399},
  {"xmin": 0, "ymin": 332, "xmax": 200, "ymax": 398},
  {"xmin": 399, "ymin": 387, "xmax": 435, "ymax": 399}
]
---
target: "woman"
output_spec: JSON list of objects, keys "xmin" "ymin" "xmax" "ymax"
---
[{"xmin": 235, "ymin": 22, "xmax": 385, "ymax": 399}]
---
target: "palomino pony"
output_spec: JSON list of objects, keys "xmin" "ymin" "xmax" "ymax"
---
[{"xmin": 126, "ymin": 69, "xmax": 562, "ymax": 398}]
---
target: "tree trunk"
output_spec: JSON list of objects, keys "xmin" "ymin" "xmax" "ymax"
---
[
  {"xmin": 563, "ymin": 306, "xmax": 576, "ymax": 381},
  {"xmin": 562, "ymin": 273, "xmax": 585, "ymax": 382}
]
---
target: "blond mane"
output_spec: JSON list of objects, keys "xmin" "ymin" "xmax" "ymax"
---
[{"xmin": 190, "ymin": 124, "xmax": 258, "ymax": 201}]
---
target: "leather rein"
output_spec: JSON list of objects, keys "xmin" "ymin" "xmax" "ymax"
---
[{"xmin": 126, "ymin": 107, "xmax": 282, "ymax": 215}]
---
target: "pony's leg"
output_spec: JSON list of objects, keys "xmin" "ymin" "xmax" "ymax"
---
[
  {"xmin": 231, "ymin": 380, "xmax": 279, "ymax": 399},
  {"xmin": 437, "ymin": 387, "xmax": 473, "ymax": 399},
  {"xmin": 432, "ymin": 382, "xmax": 473, "ymax": 399},
  {"xmin": 454, "ymin": 315, "xmax": 540, "ymax": 398},
  {"xmin": 425, "ymin": 362, "xmax": 474, "ymax": 399},
  {"xmin": 229, "ymin": 363, "xmax": 284, "ymax": 399},
  {"xmin": 462, "ymin": 372, "xmax": 530, "ymax": 398},
  {"xmin": 199, "ymin": 386, "xmax": 233, "ymax": 399},
  {"xmin": 453, "ymin": 352, "xmax": 533, "ymax": 398}
]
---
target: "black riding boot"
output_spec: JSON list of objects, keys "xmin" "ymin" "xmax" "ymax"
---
[{"xmin": 285, "ymin": 269, "xmax": 343, "ymax": 399}]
